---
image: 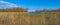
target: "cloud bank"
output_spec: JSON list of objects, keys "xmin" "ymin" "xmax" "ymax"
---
[{"xmin": 0, "ymin": 1, "xmax": 18, "ymax": 8}]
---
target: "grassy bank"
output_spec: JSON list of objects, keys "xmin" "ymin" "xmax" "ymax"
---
[{"xmin": 0, "ymin": 12, "xmax": 60, "ymax": 25}]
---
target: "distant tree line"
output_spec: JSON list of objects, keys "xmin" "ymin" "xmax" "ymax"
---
[
  {"xmin": 0, "ymin": 7, "xmax": 60, "ymax": 12},
  {"xmin": 0, "ymin": 7, "xmax": 28, "ymax": 12},
  {"xmin": 35, "ymin": 8, "xmax": 60, "ymax": 13}
]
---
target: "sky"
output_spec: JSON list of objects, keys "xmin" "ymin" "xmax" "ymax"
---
[{"xmin": 0, "ymin": 0, "xmax": 60, "ymax": 12}]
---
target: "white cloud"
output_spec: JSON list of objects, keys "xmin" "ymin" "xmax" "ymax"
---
[
  {"xmin": 0, "ymin": 1, "xmax": 18, "ymax": 8},
  {"xmin": 28, "ymin": 10, "xmax": 35, "ymax": 12}
]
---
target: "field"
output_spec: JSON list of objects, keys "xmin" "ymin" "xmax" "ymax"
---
[{"xmin": 0, "ymin": 12, "xmax": 60, "ymax": 25}]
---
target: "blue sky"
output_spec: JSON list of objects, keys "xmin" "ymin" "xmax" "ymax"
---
[{"xmin": 0, "ymin": 0, "xmax": 60, "ymax": 12}]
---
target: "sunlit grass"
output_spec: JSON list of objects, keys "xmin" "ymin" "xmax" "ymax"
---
[{"xmin": 0, "ymin": 12, "xmax": 60, "ymax": 25}]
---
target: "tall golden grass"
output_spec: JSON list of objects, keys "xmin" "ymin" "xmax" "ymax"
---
[{"xmin": 0, "ymin": 12, "xmax": 60, "ymax": 25}]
